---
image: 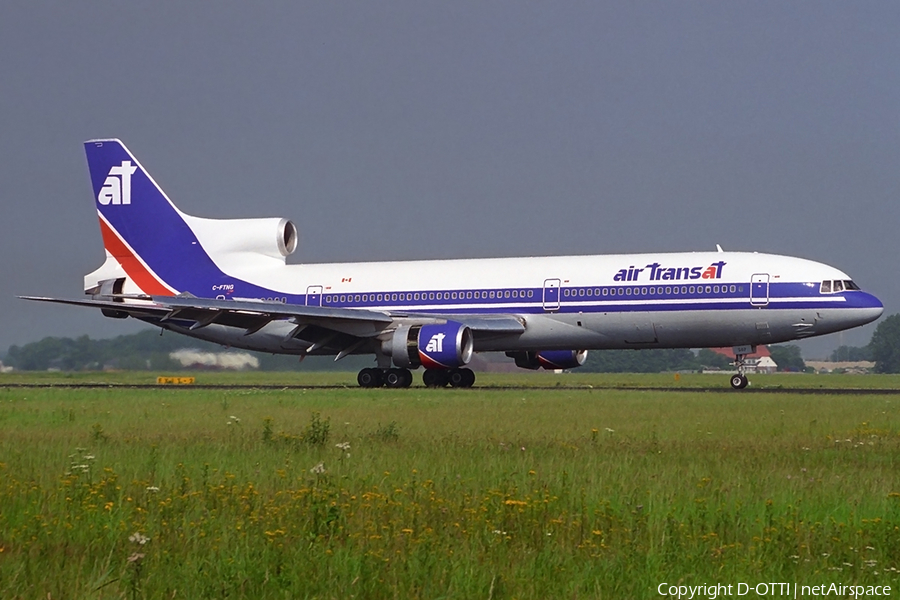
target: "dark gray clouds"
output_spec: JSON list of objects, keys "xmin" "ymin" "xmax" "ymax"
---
[{"xmin": 2, "ymin": 3, "xmax": 898, "ymax": 357}]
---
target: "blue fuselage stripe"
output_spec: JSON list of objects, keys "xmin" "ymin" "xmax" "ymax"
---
[{"xmin": 235, "ymin": 281, "xmax": 877, "ymax": 315}]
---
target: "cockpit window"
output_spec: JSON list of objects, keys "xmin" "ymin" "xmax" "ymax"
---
[{"xmin": 821, "ymin": 279, "xmax": 860, "ymax": 294}]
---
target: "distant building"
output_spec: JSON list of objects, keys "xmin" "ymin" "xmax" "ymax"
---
[
  {"xmin": 0, "ymin": 360, "xmax": 12, "ymax": 373},
  {"xmin": 169, "ymin": 349, "xmax": 259, "ymax": 371},
  {"xmin": 709, "ymin": 346, "xmax": 778, "ymax": 373},
  {"xmin": 804, "ymin": 360, "xmax": 875, "ymax": 374}
]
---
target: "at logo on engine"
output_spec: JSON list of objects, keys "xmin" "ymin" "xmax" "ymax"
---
[{"xmin": 425, "ymin": 333, "xmax": 445, "ymax": 353}]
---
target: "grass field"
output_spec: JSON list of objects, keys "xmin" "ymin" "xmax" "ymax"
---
[{"xmin": 1, "ymin": 372, "xmax": 900, "ymax": 598}]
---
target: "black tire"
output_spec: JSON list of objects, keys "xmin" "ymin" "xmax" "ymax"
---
[
  {"xmin": 399, "ymin": 368, "xmax": 413, "ymax": 388},
  {"xmin": 357, "ymin": 368, "xmax": 381, "ymax": 388},
  {"xmin": 385, "ymin": 368, "xmax": 406, "ymax": 388},
  {"xmin": 730, "ymin": 374, "xmax": 749, "ymax": 389},
  {"xmin": 449, "ymin": 368, "xmax": 476, "ymax": 388},
  {"xmin": 448, "ymin": 369, "xmax": 466, "ymax": 387},
  {"xmin": 423, "ymin": 369, "xmax": 448, "ymax": 388}
]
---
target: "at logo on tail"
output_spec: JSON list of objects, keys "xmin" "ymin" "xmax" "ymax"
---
[{"xmin": 98, "ymin": 160, "xmax": 137, "ymax": 205}]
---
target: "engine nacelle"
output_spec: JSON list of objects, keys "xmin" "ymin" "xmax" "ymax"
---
[
  {"xmin": 507, "ymin": 350, "xmax": 588, "ymax": 370},
  {"xmin": 387, "ymin": 321, "xmax": 474, "ymax": 368},
  {"xmin": 184, "ymin": 216, "xmax": 298, "ymax": 261}
]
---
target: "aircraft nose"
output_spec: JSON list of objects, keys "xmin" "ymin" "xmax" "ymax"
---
[{"xmin": 850, "ymin": 292, "xmax": 883, "ymax": 326}]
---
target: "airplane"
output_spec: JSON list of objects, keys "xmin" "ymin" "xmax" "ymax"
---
[{"xmin": 22, "ymin": 139, "xmax": 884, "ymax": 389}]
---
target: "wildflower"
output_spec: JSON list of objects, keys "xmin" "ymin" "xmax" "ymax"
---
[
  {"xmin": 129, "ymin": 532, "xmax": 150, "ymax": 545},
  {"xmin": 229, "ymin": 415, "xmax": 240, "ymax": 423},
  {"xmin": 336, "ymin": 442, "xmax": 351, "ymax": 451},
  {"xmin": 127, "ymin": 552, "xmax": 145, "ymax": 563},
  {"xmin": 310, "ymin": 462, "xmax": 326, "ymax": 475},
  {"xmin": 146, "ymin": 486, "xmax": 159, "ymax": 492},
  {"xmin": 605, "ymin": 427, "xmax": 614, "ymax": 433},
  {"xmin": 83, "ymin": 454, "xmax": 95, "ymax": 461}
]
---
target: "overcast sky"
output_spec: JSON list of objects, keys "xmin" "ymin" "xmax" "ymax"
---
[{"xmin": 2, "ymin": 2, "xmax": 898, "ymax": 358}]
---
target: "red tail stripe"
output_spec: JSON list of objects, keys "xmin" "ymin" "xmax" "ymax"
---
[{"xmin": 98, "ymin": 218, "xmax": 173, "ymax": 296}]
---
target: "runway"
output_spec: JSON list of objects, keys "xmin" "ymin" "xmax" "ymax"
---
[{"xmin": 4, "ymin": 383, "xmax": 900, "ymax": 394}]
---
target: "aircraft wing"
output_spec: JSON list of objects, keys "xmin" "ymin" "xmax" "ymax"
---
[{"xmin": 20, "ymin": 296, "xmax": 526, "ymax": 339}]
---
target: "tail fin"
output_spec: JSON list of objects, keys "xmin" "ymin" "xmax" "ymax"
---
[{"xmin": 84, "ymin": 139, "xmax": 221, "ymax": 296}]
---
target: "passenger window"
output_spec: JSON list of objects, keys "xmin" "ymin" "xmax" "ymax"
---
[
  {"xmin": 626, "ymin": 288, "xmax": 632, "ymax": 296},
  {"xmin": 713, "ymin": 285, "xmax": 719, "ymax": 293},
  {"xmin": 528, "ymin": 290, "xmax": 534, "ymax": 298},
  {"xmin": 602, "ymin": 288, "xmax": 608, "ymax": 296},
  {"xmin": 467, "ymin": 291, "xmax": 473, "ymax": 299},
  {"xmin": 689, "ymin": 286, "xmax": 695, "ymax": 294},
  {"xmin": 820, "ymin": 281, "xmax": 832, "ymax": 294},
  {"xmin": 489, "ymin": 291, "xmax": 495, "ymax": 299},
  {"xmin": 665, "ymin": 286, "xmax": 672, "ymax": 294},
  {"xmin": 673, "ymin": 287, "xmax": 679, "ymax": 295},
  {"xmin": 729, "ymin": 285, "xmax": 736, "ymax": 293},
  {"xmin": 705, "ymin": 286, "xmax": 711, "ymax": 293}
]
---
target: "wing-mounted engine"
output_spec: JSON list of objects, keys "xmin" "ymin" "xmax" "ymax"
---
[
  {"xmin": 185, "ymin": 216, "xmax": 298, "ymax": 262},
  {"xmin": 386, "ymin": 321, "xmax": 474, "ymax": 369},
  {"xmin": 507, "ymin": 350, "xmax": 588, "ymax": 370}
]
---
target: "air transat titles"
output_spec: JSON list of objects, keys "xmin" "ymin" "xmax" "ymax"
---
[{"xmin": 614, "ymin": 261, "xmax": 726, "ymax": 283}]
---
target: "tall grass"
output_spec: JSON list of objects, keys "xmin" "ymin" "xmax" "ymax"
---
[{"xmin": 1, "ymin": 383, "xmax": 899, "ymax": 598}]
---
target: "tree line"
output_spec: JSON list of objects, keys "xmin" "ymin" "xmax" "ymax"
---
[{"xmin": 5, "ymin": 314, "xmax": 900, "ymax": 373}]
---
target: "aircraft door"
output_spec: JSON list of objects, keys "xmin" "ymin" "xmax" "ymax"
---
[
  {"xmin": 306, "ymin": 285, "xmax": 323, "ymax": 307},
  {"xmin": 750, "ymin": 274, "xmax": 769, "ymax": 306},
  {"xmin": 543, "ymin": 279, "xmax": 561, "ymax": 312}
]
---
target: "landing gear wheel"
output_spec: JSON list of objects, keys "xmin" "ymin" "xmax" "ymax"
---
[
  {"xmin": 385, "ymin": 368, "xmax": 412, "ymax": 388},
  {"xmin": 730, "ymin": 374, "xmax": 749, "ymax": 390},
  {"xmin": 449, "ymin": 368, "xmax": 476, "ymax": 388},
  {"xmin": 422, "ymin": 369, "xmax": 449, "ymax": 388},
  {"xmin": 357, "ymin": 368, "xmax": 383, "ymax": 388}
]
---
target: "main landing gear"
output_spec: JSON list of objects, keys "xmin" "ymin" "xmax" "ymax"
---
[
  {"xmin": 356, "ymin": 367, "xmax": 476, "ymax": 388},
  {"xmin": 357, "ymin": 367, "xmax": 413, "ymax": 388},
  {"xmin": 423, "ymin": 367, "xmax": 476, "ymax": 388},
  {"xmin": 730, "ymin": 352, "xmax": 749, "ymax": 389}
]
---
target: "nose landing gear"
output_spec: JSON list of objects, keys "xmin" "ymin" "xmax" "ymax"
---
[{"xmin": 730, "ymin": 350, "xmax": 750, "ymax": 389}]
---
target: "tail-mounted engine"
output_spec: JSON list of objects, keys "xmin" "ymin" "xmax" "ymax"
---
[
  {"xmin": 387, "ymin": 321, "xmax": 474, "ymax": 369},
  {"xmin": 185, "ymin": 216, "xmax": 298, "ymax": 262},
  {"xmin": 507, "ymin": 350, "xmax": 588, "ymax": 370}
]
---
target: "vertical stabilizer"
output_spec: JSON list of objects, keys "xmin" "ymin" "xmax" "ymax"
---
[{"xmin": 84, "ymin": 139, "xmax": 224, "ymax": 295}]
